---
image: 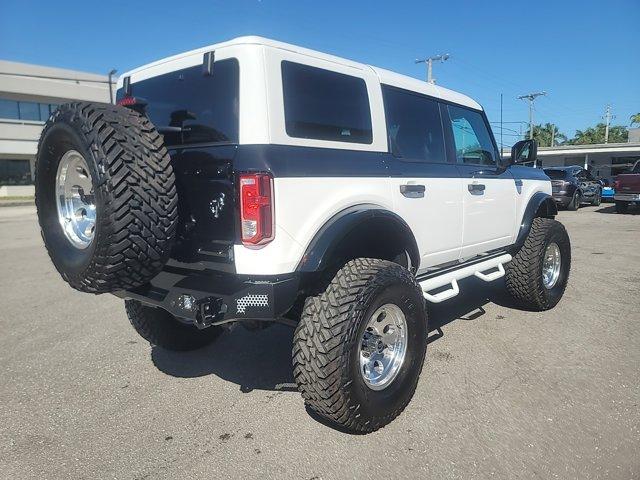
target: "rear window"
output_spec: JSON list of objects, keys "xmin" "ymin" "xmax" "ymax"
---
[
  {"xmin": 382, "ymin": 86, "xmax": 446, "ymax": 163},
  {"xmin": 117, "ymin": 58, "xmax": 239, "ymax": 146},
  {"xmin": 281, "ymin": 61, "xmax": 372, "ymax": 144},
  {"xmin": 544, "ymin": 169, "xmax": 567, "ymax": 180}
]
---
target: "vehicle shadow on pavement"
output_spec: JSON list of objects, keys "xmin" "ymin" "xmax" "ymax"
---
[
  {"xmin": 427, "ymin": 276, "xmax": 518, "ymax": 338},
  {"xmin": 150, "ymin": 276, "xmax": 519, "ymax": 395},
  {"xmin": 150, "ymin": 324, "xmax": 298, "ymax": 393},
  {"xmin": 594, "ymin": 205, "xmax": 639, "ymax": 215}
]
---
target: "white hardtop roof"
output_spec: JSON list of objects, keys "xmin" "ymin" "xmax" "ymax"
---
[{"xmin": 121, "ymin": 36, "xmax": 482, "ymax": 110}]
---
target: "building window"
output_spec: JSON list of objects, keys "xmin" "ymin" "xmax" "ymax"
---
[
  {"xmin": 0, "ymin": 99, "xmax": 19, "ymax": 120},
  {"xmin": 0, "ymin": 159, "xmax": 32, "ymax": 186},
  {"xmin": 0, "ymin": 98, "xmax": 60, "ymax": 122},
  {"xmin": 18, "ymin": 101, "xmax": 40, "ymax": 121}
]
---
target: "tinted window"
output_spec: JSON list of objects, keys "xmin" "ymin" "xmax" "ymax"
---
[
  {"xmin": 447, "ymin": 105, "xmax": 497, "ymax": 166},
  {"xmin": 0, "ymin": 99, "xmax": 19, "ymax": 120},
  {"xmin": 118, "ymin": 58, "xmax": 239, "ymax": 146},
  {"xmin": 544, "ymin": 169, "xmax": 567, "ymax": 180},
  {"xmin": 282, "ymin": 61, "xmax": 372, "ymax": 144},
  {"xmin": 382, "ymin": 86, "xmax": 446, "ymax": 163},
  {"xmin": 18, "ymin": 101, "xmax": 40, "ymax": 121}
]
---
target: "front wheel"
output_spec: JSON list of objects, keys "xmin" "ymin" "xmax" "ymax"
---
[
  {"xmin": 292, "ymin": 258, "xmax": 427, "ymax": 433},
  {"xmin": 591, "ymin": 190, "xmax": 602, "ymax": 206},
  {"xmin": 505, "ymin": 218, "xmax": 571, "ymax": 311}
]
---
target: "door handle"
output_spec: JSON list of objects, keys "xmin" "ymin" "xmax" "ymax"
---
[
  {"xmin": 468, "ymin": 183, "xmax": 486, "ymax": 194},
  {"xmin": 400, "ymin": 184, "xmax": 425, "ymax": 198}
]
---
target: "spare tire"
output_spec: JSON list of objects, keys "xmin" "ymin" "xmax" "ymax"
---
[{"xmin": 35, "ymin": 102, "xmax": 178, "ymax": 294}]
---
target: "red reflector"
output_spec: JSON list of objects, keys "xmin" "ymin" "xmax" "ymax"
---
[{"xmin": 239, "ymin": 173, "xmax": 274, "ymax": 246}]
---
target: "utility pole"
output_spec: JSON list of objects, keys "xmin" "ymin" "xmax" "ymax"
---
[
  {"xmin": 550, "ymin": 124, "xmax": 555, "ymax": 147},
  {"xmin": 517, "ymin": 91, "xmax": 547, "ymax": 140},
  {"xmin": 603, "ymin": 104, "xmax": 615, "ymax": 143},
  {"xmin": 415, "ymin": 54, "xmax": 450, "ymax": 84}
]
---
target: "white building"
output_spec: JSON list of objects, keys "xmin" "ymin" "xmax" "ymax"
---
[
  {"xmin": 536, "ymin": 142, "xmax": 640, "ymax": 180},
  {"xmin": 0, "ymin": 60, "xmax": 115, "ymax": 196}
]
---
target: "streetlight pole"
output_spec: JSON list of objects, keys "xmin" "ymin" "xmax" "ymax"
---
[
  {"xmin": 517, "ymin": 91, "xmax": 546, "ymax": 139},
  {"xmin": 415, "ymin": 54, "xmax": 450, "ymax": 84}
]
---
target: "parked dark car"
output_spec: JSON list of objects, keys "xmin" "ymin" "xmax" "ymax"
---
[{"xmin": 544, "ymin": 166, "xmax": 602, "ymax": 210}]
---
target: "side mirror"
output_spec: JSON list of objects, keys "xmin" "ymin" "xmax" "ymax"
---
[{"xmin": 510, "ymin": 139, "xmax": 538, "ymax": 165}]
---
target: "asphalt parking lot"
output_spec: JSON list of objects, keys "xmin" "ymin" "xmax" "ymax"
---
[{"xmin": 1, "ymin": 204, "xmax": 638, "ymax": 479}]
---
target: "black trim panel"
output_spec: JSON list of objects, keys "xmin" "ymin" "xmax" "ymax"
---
[
  {"xmin": 234, "ymin": 144, "xmax": 549, "ymax": 180},
  {"xmin": 296, "ymin": 204, "xmax": 420, "ymax": 273},
  {"xmin": 514, "ymin": 192, "xmax": 558, "ymax": 247}
]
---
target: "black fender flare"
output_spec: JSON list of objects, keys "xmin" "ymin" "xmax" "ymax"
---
[
  {"xmin": 515, "ymin": 192, "xmax": 558, "ymax": 247},
  {"xmin": 296, "ymin": 204, "xmax": 420, "ymax": 273}
]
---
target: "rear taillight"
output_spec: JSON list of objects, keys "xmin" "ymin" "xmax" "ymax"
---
[
  {"xmin": 239, "ymin": 173, "xmax": 274, "ymax": 246},
  {"xmin": 613, "ymin": 179, "xmax": 620, "ymax": 190},
  {"xmin": 117, "ymin": 96, "xmax": 137, "ymax": 106}
]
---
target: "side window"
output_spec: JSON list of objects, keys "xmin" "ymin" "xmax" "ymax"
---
[
  {"xmin": 447, "ymin": 105, "xmax": 497, "ymax": 166},
  {"xmin": 281, "ymin": 61, "xmax": 372, "ymax": 144},
  {"xmin": 382, "ymin": 86, "xmax": 446, "ymax": 163}
]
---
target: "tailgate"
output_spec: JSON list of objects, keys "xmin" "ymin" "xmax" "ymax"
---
[
  {"xmin": 116, "ymin": 57, "xmax": 241, "ymax": 273},
  {"xmin": 617, "ymin": 174, "xmax": 640, "ymax": 193},
  {"xmin": 169, "ymin": 145, "xmax": 237, "ymax": 273}
]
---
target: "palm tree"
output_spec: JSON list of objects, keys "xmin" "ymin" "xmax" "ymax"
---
[
  {"xmin": 524, "ymin": 123, "xmax": 567, "ymax": 147},
  {"xmin": 630, "ymin": 113, "xmax": 640, "ymax": 127},
  {"xmin": 568, "ymin": 123, "xmax": 629, "ymax": 144}
]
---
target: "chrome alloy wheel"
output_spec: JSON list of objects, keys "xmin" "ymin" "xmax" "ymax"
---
[
  {"xmin": 542, "ymin": 242, "xmax": 561, "ymax": 289},
  {"xmin": 359, "ymin": 303, "xmax": 408, "ymax": 391},
  {"xmin": 55, "ymin": 150, "xmax": 96, "ymax": 249}
]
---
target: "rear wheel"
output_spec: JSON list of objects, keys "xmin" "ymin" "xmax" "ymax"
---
[
  {"xmin": 615, "ymin": 201, "xmax": 629, "ymax": 213},
  {"xmin": 125, "ymin": 300, "xmax": 223, "ymax": 351},
  {"xmin": 505, "ymin": 218, "xmax": 571, "ymax": 311},
  {"xmin": 567, "ymin": 190, "xmax": 581, "ymax": 211},
  {"xmin": 292, "ymin": 258, "xmax": 427, "ymax": 433}
]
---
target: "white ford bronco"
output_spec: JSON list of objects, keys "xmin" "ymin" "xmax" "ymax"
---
[{"xmin": 35, "ymin": 37, "xmax": 570, "ymax": 433}]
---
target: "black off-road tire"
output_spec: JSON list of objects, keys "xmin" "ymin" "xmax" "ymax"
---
[
  {"xmin": 615, "ymin": 201, "xmax": 629, "ymax": 214},
  {"xmin": 125, "ymin": 300, "xmax": 223, "ymax": 351},
  {"xmin": 292, "ymin": 258, "xmax": 427, "ymax": 433},
  {"xmin": 505, "ymin": 218, "xmax": 571, "ymax": 311},
  {"xmin": 567, "ymin": 191, "xmax": 580, "ymax": 211},
  {"xmin": 35, "ymin": 102, "xmax": 178, "ymax": 293},
  {"xmin": 591, "ymin": 189, "xmax": 602, "ymax": 206}
]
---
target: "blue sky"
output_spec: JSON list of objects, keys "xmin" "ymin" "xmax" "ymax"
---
[{"xmin": 1, "ymin": 0, "xmax": 638, "ymax": 145}]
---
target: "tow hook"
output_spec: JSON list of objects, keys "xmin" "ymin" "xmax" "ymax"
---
[{"xmin": 195, "ymin": 297, "xmax": 227, "ymax": 328}]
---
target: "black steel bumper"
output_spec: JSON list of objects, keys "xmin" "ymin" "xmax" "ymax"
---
[{"xmin": 114, "ymin": 263, "xmax": 299, "ymax": 328}]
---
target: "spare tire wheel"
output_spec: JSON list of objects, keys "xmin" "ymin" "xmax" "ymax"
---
[{"xmin": 35, "ymin": 102, "xmax": 178, "ymax": 293}]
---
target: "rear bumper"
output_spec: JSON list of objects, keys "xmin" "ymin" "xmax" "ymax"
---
[
  {"xmin": 550, "ymin": 193, "xmax": 572, "ymax": 206},
  {"xmin": 614, "ymin": 193, "xmax": 640, "ymax": 202},
  {"xmin": 114, "ymin": 262, "xmax": 299, "ymax": 327}
]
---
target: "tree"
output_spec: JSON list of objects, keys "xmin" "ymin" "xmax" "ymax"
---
[
  {"xmin": 631, "ymin": 113, "xmax": 640, "ymax": 127},
  {"xmin": 568, "ymin": 123, "xmax": 629, "ymax": 144},
  {"xmin": 524, "ymin": 123, "xmax": 567, "ymax": 147}
]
